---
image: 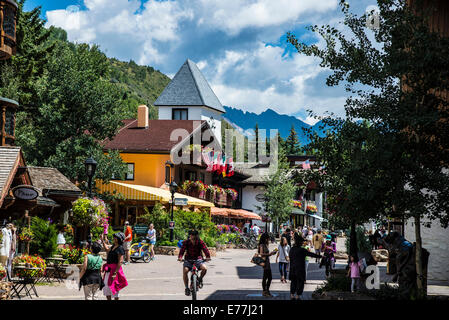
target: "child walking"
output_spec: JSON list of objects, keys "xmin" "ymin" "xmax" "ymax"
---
[
  {"xmin": 347, "ymin": 255, "xmax": 363, "ymax": 293},
  {"xmin": 276, "ymin": 236, "xmax": 290, "ymax": 283}
]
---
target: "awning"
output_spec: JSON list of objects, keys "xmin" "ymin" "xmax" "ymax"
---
[
  {"xmin": 210, "ymin": 208, "xmax": 262, "ymax": 220},
  {"xmin": 98, "ymin": 181, "xmax": 214, "ymax": 208},
  {"xmin": 292, "ymin": 207, "xmax": 305, "ymax": 215},
  {"xmin": 308, "ymin": 214, "xmax": 325, "ymax": 220}
]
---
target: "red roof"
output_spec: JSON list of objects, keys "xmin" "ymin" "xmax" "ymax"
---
[{"xmin": 103, "ymin": 120, "xmax": 206, "ymax": 152}]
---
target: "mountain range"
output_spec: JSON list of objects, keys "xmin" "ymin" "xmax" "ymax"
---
[{"xmin": 222, "ymin": 106, "xmax": 330, "ymax": 145}]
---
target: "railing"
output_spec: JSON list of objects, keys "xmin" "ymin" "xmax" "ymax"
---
[{"xmin": 180, "ymin": 189, "xmax": 234, "ymax": 207}]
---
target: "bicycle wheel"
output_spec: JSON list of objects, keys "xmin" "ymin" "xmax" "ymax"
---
[
  {"xmin": 143, "ymin": 253, "xmax": 151, "ymax": 263},
  {"xmin": 191, "ymin": 274, "xmax": 198, "ymax": 301}
]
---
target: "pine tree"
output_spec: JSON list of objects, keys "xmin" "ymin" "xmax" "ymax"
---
[{"xmin": 285, "ymin": 124, "xmax": 300, "ymax": 155}]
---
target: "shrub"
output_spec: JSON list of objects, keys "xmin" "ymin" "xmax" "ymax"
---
[
  {"xmin": 30, "ymin": 217, "xmax": 58, "ymax": 258},
  {"xmin": 315, "ymin": 274, "xmax": 351, "ymax": 294}
]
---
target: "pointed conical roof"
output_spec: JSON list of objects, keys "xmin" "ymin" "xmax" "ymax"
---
[{"xmin": 154, "ymin": 59, "xmax": 225, "ymax": 113}]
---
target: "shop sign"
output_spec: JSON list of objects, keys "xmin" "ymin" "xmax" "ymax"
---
[
  {"xmin": 174, "ymin": 198, "xmax": 188, "ymax": 206},
  {"xmin": 169, "ymin": 221, "xmax": 175, "ymax": 229},
  {"xmin": 12, "ymin": 185, "xmax": 39, "ymax": 200}
]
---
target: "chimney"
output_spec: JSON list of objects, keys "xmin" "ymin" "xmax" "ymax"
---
[{"xmin": 137, "ymin": 105, "xmax": 149, "ymax": 128}]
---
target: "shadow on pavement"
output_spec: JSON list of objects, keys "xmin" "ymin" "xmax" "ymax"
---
[{"xmin": 205, "ymin": 289, "xmax": 290, "ymax": 300}]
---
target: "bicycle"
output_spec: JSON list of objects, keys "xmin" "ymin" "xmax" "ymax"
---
[
  {"xmin": 181, "ymin": 259, "xmax": 209, "ymax": 301},
  {"xmin": 241, "ymin": 233, "xmax": 258, "ymax": 249}
]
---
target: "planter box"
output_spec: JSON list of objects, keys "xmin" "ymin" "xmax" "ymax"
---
[{"xmin": 215, "ymin": 193, "xmax": 227, "ymax": 206}]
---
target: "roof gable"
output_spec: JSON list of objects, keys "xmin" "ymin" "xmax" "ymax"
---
[
  {"xmin": 154, "ymin": 59, "xmax": 225, "ymax": 113},
  {"xmin": 0, "ymin": 146, "xmax": 21, "ymax": 207},
  {"xmin": 103, "ymin": 119, "xmax": 212, "ymax": 152}
]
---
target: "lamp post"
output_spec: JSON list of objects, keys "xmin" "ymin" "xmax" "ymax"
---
[
  {"xmin": 169, "ymin": 181, "xmax": 178, "ymax": 242},
  {"xmin": 84, "ymin": 157, "xmax": 97, "ymax": 198}
]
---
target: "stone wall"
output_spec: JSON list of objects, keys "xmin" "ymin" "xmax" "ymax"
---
[{"xmin": 404, "ymin": 218, "xmax": 449, "ymax": 282}]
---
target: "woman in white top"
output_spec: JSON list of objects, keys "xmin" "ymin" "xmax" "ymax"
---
[
  {"xmin": 276, "ymin": 236, "xmax": 290, "ymax": 283},
  {"xmin": 57, "ymin": 227, "xmax": 66, "ymax": 249}
]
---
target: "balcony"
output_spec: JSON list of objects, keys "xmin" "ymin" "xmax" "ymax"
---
[{"xmin": 178, "ymin": 180, "xmax": 237, "ymax": 208}]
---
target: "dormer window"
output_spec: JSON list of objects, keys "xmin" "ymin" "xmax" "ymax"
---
[{"xmin": 172, "ymin": 108, "xmax": 188, "ymax": 120}]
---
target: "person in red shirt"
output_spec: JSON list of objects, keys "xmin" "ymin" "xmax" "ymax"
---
[
  {"xmin": 177, "ymin": 230, "xmax": 211, "ymax": 296},
  {"xmin": 123, "ymin": 221, "xmax": 133, "ymax": 265}
]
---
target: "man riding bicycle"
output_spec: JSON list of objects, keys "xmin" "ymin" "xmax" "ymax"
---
[{"xmin": 178, "ymin": 230, "xmax": 211, "ymax": 296}]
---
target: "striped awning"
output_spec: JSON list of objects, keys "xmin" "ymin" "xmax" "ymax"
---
[
  {"xmin": 210, "ymin": 207, "xmax": 262, "ymax": 220},
  {"xmin": 97, "ymin": 181, "xmax": 214, "ymax": 208}
]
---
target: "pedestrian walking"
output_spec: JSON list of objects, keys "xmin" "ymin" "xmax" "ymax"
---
[
  {"xmin": 307, "ymin": 227, "xmax": 313, "ymax": 242},
  {"xmin": 312, "ymin": 230, "xmax": 324, "ymax": 263},
  {"xmin": 347, "ymin": 255, "xmax": 363, "ymax": 293},
  {"xmin": 282, "ymin": 228, "xmax": 292, "ymax": 247},
  {"xmin": 276, "ymin": 236, "xmax": 290, "ymax": 283},
  {"xmin": 79, "ymin": 242, "xmax": 104, "ymax": 300},
  {"xmin": 302, "ymin": 240, "xmax": 312, "ymax": 283},
  {"xmin": 147, "ymin": 223, "xmax": 156, "ymax": 260},
  {"xmin": 123, "ymin": 221, "xmax": 132, "ymax": 265},
  {"xmin": 258, "ymin": 233, "xmax": 276, "ymax": 297},
  {"xmin": 289, "ymin": 233, "xmax": 321, "ymax": 300},
  {"xmin": 101, "ymin": 232, "xmax": 128, "ymax": 300},
  {"xmin": 57, "ymin": 226, "xmax": 66, "ymax": 249}
]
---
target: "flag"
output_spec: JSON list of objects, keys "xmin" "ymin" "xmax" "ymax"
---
[
  {"xmin": 212, "ymin": 152, "xmax": 220, "ymax": 171},
  {"xmin": 302, "ymin": 159, "xmax": 311, "ymax": 170},
  {"xmin": 228, "ymin": 157, "xmax": 235, "ymax": 177},
  {"xmin": 202, "ymin": 151, "xmax": 214, "ymax": 172},
  {"xmin": 220, "ymin": 154, "xmax": 227, "ymax": 176}
]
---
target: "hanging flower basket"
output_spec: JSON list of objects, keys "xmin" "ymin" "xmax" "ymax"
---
[
  {"xmin": 18, "ymin": 227, "xmax": 33, "ymax": 242},
  {"xmin": 71, "ymin": 197, "xmax": 109, "ymax": 227}
]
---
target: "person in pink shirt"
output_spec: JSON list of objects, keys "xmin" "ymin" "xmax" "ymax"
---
[{"xmin": 347, "ymin": 255, "xmax": 363, "ymax": 293}]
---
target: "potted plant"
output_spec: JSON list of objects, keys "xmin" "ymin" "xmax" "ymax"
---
[
  {"xmin": 12, "ymin": 255, "xmax": 46, "ymax": 278},
  {"xmin": 19, "ymin": 227, "xmax": 33, "ymax": 242}
]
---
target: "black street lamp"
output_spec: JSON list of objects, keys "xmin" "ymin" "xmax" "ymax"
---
[
  {"xmin": 169, "ymin": 180, "xmax": 178, "ymax": 242},
  {"xmin": 84, "ymin": 157, "xmax": 97, "ymax": 198}
]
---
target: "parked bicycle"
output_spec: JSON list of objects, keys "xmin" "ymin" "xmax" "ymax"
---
[{"xmin": 241, "ymin": 233, "xmax": 258, "ymax": 250}]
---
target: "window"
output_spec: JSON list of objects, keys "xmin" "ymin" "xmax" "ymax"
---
[
  {"xmin": 185, "ymin": 171, "xmax": 196, "ymax": 181},
  {"xmin": 172, "ymin": 108, "xmax": 188, "ymax": 120},
  {"xmin": 165, "ymin": 165, "xmax": 171, "ymax": 183},
  {"xmin": 200, "ymin": 173, "xmax": 205, "ymax": 183},
  {"xmin": 126, "ymin": 163, "xmax": 135, "ymax": 180}
]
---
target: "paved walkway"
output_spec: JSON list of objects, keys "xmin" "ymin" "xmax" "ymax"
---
[{"xmin": 20, "ymin": 237, "xmax": 449, "ymax": 300}]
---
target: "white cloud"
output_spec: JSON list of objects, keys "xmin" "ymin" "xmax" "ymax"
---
[
  {"xmin": 44, "ymin": 0, "xmax": 370, "ymax": 122},
  {"xmin": 204, "ymin": 43, "xmax": 348, "ymax": 121},
  {"xmin": 46, "ymin": 0, "xmax": 193, "ymax": 65},
  {"xmin": 193, "ymin": 0, "xmax": 338, "ymax": 35}
]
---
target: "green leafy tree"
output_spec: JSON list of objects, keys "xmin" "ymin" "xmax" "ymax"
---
[
  {"xmin": 288, "ymin": 0, "xmax": 449, "ymax": 297},
  {"xmin": 0, "ymin": 0, "xmax": 54, "ymax": 114},
  {"xmin": 17, "ymin": 41, "xmax": 128, "ymax": 182},
  {"xmin": 259, "ymin": 148, "xmax": 297, "ymax": 227}
]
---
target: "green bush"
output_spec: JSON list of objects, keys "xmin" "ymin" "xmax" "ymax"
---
[
  {"xmin": 30, "ymin": 217, "xmax": 58, "ymax": 258},
  {"xmin": 91, "ymin": 225, "xmax": 115, "ymax": 242},
  {"xmin": 157, "ymin": 240, "xmax": 179, "ymax": 247},
  {"xmin": 315, "ymin": 275, "xmax": 351, "ymax": 294}
]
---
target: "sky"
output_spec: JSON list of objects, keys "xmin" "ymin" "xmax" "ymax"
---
[{"xmin": 27, "ymin": 0, "xmax": 378, "ymax": 125}]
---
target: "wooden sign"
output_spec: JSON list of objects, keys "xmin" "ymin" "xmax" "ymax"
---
[{"xmin": 12, "ymin": 185, "xmax": 39, "ymax": 200}]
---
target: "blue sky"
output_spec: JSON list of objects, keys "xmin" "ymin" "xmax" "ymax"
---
[{"xmin": 30, "ymin": 0, "xmax": 378, "ymax": 124}]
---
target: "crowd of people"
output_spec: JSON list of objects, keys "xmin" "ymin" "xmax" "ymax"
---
[{"xmin": 255, "ymin": 225, "xmax": 339, "ymax": 300}]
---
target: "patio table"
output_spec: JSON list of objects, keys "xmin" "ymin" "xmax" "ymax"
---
[
  {"xmin": 11, "ymin": 266, "xmax": 41, "ymax": 299},
  {"xmin": 45, "ymin": 257, "xmax": 67, "ymax": 282}
]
